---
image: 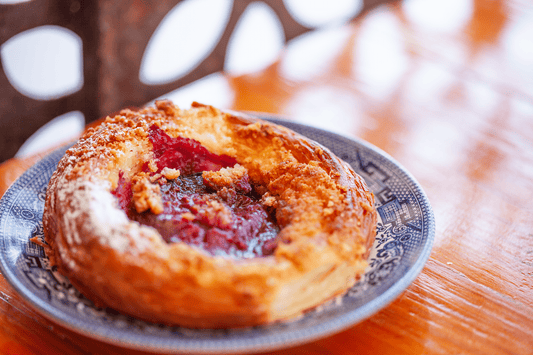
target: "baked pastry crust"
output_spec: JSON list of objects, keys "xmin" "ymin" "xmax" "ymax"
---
[{"xmin": 43, "ymin": 100, "xmax": 377, "ymax": 328}]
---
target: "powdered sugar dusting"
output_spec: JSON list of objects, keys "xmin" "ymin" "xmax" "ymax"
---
[
  {"xmin": 87, "ymin": 182, "xmax": 132, "ymax": 253},
  {"xmin": 53, "ymin": 178, "xmax": 154, "ymax": 255}
]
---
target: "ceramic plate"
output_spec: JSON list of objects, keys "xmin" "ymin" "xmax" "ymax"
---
[{"xmin": 0, "ymin": 117, "xmax": 435, "ymax": 353}]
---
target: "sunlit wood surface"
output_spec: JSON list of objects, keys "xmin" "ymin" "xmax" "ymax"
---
[{"xmin": 1, "ymin": 0, "xmax": 533, "ymax": 354}]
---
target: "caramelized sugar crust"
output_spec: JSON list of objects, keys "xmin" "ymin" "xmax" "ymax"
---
[{"xmin": 42, "ymin": 100, "xmax": 377, "ymax": 328}]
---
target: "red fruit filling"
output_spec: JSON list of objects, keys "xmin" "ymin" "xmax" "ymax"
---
[
  {"xmin": 149, "ymin": 124, "xmax": 237, "ymax": 175},
  {"xmin": 131, "ymin": 174, "xmax": 279, "ymax": 257},
  {"xmin": 112, "ymin": 126, "xmax": 279, "ymax": 258}
]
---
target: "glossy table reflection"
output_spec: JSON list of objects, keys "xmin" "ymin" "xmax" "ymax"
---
[{"xmin": 1, "ymin": 0, "xmax": 533, "ymax": 354}]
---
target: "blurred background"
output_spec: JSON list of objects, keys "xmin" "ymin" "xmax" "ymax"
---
[{"xmin": 1, "ymin": 0, "xmax": 532, "ymax": 162}]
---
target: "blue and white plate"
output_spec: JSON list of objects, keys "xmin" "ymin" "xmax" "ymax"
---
[{"xmin": 0, "ymin": 117, "xmax": 435, "ymax": 353}]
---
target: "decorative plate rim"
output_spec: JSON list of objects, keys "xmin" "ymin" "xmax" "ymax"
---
[{"xmin": 0, "ymin": 116, "xmax": 435, "ymax": 354}]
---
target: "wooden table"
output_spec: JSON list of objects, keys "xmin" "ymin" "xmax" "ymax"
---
[{"xmin": 1, "ymin": 0, "xmax": 532, "ymax": 353}]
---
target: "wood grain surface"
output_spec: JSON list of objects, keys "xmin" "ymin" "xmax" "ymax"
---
[{"xmin": 1, "ymin": 0, "xmax": 532, "ymax": 354}]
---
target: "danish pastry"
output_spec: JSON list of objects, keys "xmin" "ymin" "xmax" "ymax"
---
[{"xmin": 42, "ymin": 100, "xmax": 377, "ymax": 328}]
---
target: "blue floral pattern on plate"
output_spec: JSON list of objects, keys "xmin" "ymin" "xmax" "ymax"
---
[{"xmin": 0, "ymin": 117, "xmax": 435, "ymax": 353}]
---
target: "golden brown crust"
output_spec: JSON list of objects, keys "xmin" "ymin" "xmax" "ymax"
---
[{"xmin": 42, "ymin": 100, "xmax": 377, "ymax": 328}]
